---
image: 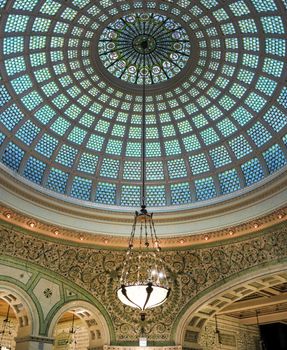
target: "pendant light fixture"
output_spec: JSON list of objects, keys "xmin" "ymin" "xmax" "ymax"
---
[{"xmin": 117, "ymin": 34, "xmax": 170, "ymax": 312}]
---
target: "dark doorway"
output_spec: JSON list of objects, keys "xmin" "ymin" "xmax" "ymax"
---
[{"xmin": 260, "ymin": 323, "xmax": 287, "ymax": 350}]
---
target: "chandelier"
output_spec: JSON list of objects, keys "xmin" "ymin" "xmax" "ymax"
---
[{"xmin": 117, "ymin": 35, "xmax": 170, "ymax": 312}]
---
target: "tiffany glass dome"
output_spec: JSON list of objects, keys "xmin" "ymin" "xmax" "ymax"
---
[{"xmin": 0, "ymin": 0, "xmax": 287, "ymax": 210}]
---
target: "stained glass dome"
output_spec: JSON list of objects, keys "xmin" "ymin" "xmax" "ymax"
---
[
  {"xmin": 0, "ymin": 0, "xmax": 287, "ymax": 210},
  {"xmin": 98, "ymin": 13, "xmax": 190, "ymax": 85}
]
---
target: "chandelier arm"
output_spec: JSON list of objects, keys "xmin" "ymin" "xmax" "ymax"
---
[
  {"xmin": 144, "ymin": 215, "xmax": 149, "ymax": 247},
  {"xmin": 128, "ymin": 212, "xmax": 138, "ymax": 247},
  {"xmin": 148, "ymin": 217, "xmax": 156, "ymax": 249},
  {"xmin": 151, "ymin": 218, "xmax": 161, "ymax": 251},
  {"xmin": 139, "ymin": 217, "xmax": 143, "ymax": 250},
  {"xmin": 142, "ymin": 282, "xmax": 153, "ymax": 310}
]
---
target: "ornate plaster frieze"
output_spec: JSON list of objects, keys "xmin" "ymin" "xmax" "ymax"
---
[{"xmin": 0, "ymin": 222, "xmax": 286, "ymax": 342}]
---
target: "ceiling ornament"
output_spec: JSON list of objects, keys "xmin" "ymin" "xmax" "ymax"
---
[{"xmin": 98, "ymin": 13, "xmax": 190, "ymax": 85}]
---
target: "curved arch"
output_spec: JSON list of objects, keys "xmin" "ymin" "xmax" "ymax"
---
[
  {"xmin": 0, "ymin": 280, "xmax": 40, "ymax": 337},
  {"xmin": 47, "ymin": 300, "xmax": 110, "ymax": 347},
  {"xmin": 172, "ymin": 260, "xmax": 287, "ymax": 345}
]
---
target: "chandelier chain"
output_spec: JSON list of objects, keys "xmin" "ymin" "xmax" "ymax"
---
[{"xmin": 142, "ymin": 36, "xmax": 146, "ymax": 207}]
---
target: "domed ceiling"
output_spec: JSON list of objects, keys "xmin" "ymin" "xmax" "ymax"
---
[{"xmin": 0, "ymin": 0, "xmax": 287, "ymax": 210}]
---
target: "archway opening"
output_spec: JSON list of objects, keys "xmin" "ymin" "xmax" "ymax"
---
[
  {"xmin": 0, "ymin": 298, "xmax": 17, "ymax": 350},
  {"xmin": 53, "ymin": 310, "xmax": 89, "ymax": 350},
  {"xmin": 51, "ymin": 304, "xmax": 108, "ymax": 350},
  {"xmin": 178, "ymin": 269, "xmax": 287, "ymax": 350}
]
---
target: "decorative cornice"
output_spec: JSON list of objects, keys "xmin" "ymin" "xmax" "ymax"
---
[{"xmin": 0, "ymin": 204, "xmax": 286, "ymax": 248}]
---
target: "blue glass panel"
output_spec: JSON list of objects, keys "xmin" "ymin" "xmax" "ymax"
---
[
  {"xmin": 77, "ymin": 153, "xmax": 98, "ymax": 174},
  {"xmin": 51, "ymin": 117, "xmax": 70, "ymax": 136},
  {"xmin": 241, "ymin": 158, "xmax": 264, "ymax": 186},
  {"xmin": 21, "ymin": 91, "xmax": 43, "ymax": 111},
  {"xmin": 219, "ymin": 169, "xmax": 241, "ymax": 194},
  {"xmin": 16, "ymin": 120, "xmax": 40, "ymax": 145},
  {"xmin": 245, "ymin": 93, "xmax": 266, "ymax": 113},
  {"xmin": 95, "ymin": 182, "xmax": 116, "ymax": 205},
  {"xmin": 87, "ymin": 134, "xmax": 104, "ymax": 151},
  {"xmin": 126, "ymin": 142, "xmax": 142, "ymax": 157},
  {"xmin": 146, "ymin": 185, "xmax": 166, "ymax": 206},
  {"xmin": 3, "ymin": 36, "xmax": 24, "ymax": 55},
  {"xmin": 256, "ymin": 77, "xmax": 277, "ymax": 96},
  {"xmin": 265, "ymin": 38, "xmax": 285, "ymax": 56},
  {"xmin": 247, "ymin": 122, "xmax": 272, "ymax": 147},
  {"xmin": 0, "ymin": 105, "xmax": 24, "ymax": 131},
  {"xmin": 11, "ymin": 75, "xmax": 33, "ymax": 95},
  {"xmin": 55, "ymin": 145, "xmax": 77, "ymax": 167},
  {"xmin": 229, "ymin": 135, "xmax": 252, "ymax": 159},
  {"xmin": 195, "ymin": 177, "xmax": 217, "ymax": 201},
  {"xmin": 146, "ymin": 142, "xmax": 161, "ymax": 157},
  {"xmin": 0, "ymin": 84, "xmax": 11, "ymax": 107},
  {"xmin": 100, "ymin": 158, "xmax": 119, "ymax": 178},
  {"xmin": 123, "ymin": 161, "xmax": 141, "ymax": 180},
  {"xmin": 2, "ymin": 142, "xmax": 24, "ymax": 171},
  {"xmin": 165, "ymin": 140, "xmax": 181, "ymax": 155},
  {"xmin": 35, "ymin": 105, "xmax": 56, "ymax": 125},
  {"xmin": 210, "ymin": 146, "xmax": 231, "ymax": 167},
  {"xmin": 5, "ymin": 15, "xmax": 29, "ymax": 33},
  {"xmin": 13, "ymin": 0, "xmax": 38, "ymax": 11},
  {"xmin": 47, "ymin": 168, "xmax": 68, "ymax": 194},
  {"xmin": 264, "ymin": 107, "xmax": 287, "ymax": 132},
  {"xmin": 263, "ymin": 58, "xmax": 284, "ymax": 77},
  {"xmin": 0, "ymin": 132, "xmax": 5, "ymax": 145},
  {"xmin": 121, "ymin": 185, "xmax": 141, "ymax": 206},
  {"xmin": 71, "ymin": 176, "xmax": 92, "ymax": 200},
  {"xmin": 189, "ymin": 153, "xmax": 210, "ymax": 174},
  {"xmin": 277, "ymin": 87, "xmax": 287, "ymax": 108},
  {"xmin": 170, "ymin": 183, "xmax": 191, "ymax": 205},
  {"xmin": 23, "ymin": 157, "xmax": 46, "ymax": 184},
  {"xmin": 146, "ymin": 161, "xmax": 164, "ymax": 180},
  {"xmin": 217, "ymin": 119, "xmax": 237, "ymax": 137},
  {"xmin": 252, "ymin": 0, "xmax": 277, "ymax": 12},
  {"xmin": 168, "ymin": 159, "xmax": 187, "ymax": 179},
  {"xmin": 35, "ymin": 134, "xmax": 58, "ymax": 158},
  {"xmin": 183, "ymin": 135, "xmax": 201, "ymax": 152},
  {"xmin": 263, "ymin": 144, "xmax": 287, "ymax": 173},
  {"xmin": 232, "ymin": 107, "xmax": 253, "ymax": 126},
  {"xmin": 200, "ymin": 127, "xmax": 219, "ymax": 145},
  {"xmin": 261, "ymin": 16, "xmax": 283, "ymax": 34}
]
